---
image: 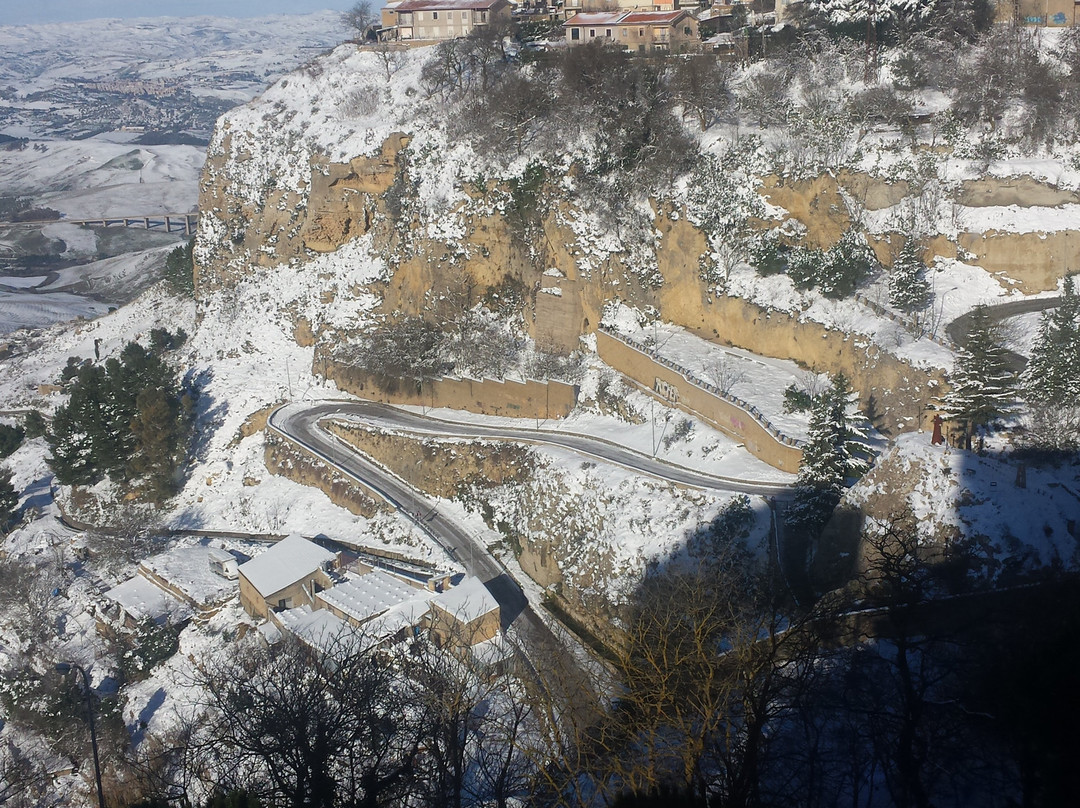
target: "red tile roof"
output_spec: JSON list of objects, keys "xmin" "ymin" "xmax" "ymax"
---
[
  {"xmin": 393, "ymin": 0, "xmax": 503, "ymax": 11},
  {"xmin": 563, "ymin": 9, "xmax": 690, "ymax": 27},
  {"xmin": 618, "ymin": 10, "xmax": 688, "ymax": 24}
]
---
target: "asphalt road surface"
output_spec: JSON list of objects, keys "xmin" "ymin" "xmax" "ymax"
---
[{"xmin": 268, "ymin": 399, "xmax": 796, "ymax": 715}]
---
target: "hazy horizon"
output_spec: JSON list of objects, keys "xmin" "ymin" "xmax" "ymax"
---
[{"xmin": 3, "ymin": 1, "xmax": 351, "ymax": 26}]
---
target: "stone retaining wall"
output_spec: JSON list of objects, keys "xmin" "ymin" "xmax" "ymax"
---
[
  {"xmin": 322, "ymin": 356, "xmax": 578, "ymax": 420},
  {"xmin": 596, "ymin": 328, "xmax": 804, "ymax": 473}
]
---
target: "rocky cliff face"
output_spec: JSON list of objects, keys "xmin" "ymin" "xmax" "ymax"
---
[{"xmin": 193, "ymin": 45, "xmax": 1076, "ymax": 437}]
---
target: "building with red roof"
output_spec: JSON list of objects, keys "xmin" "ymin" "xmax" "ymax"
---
[{"xmin": 562, "ymin": 9, "xmax": 699, "ymax": 52}]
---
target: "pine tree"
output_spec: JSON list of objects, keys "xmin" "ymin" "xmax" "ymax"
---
[
  {"xmin": 47, "ymin": 339, "xmax": 190, "ymax": 497},
  {"xmin": 807, "ymin": 0, "xmax": 936, "ymax": 25},
  {"xmin": 0, "ymin": 467, "xmax": 18, "ymax": 527},
  {"xmin": 788, "ymin": 374, "xmax": 871, "ymax": 535},
  {"xmin": 1023, "ymin": 275, "xmax": 1080, "ymax": 407},
  {"xmin": 163, "ymin": 238, "xmax": 195, "ymax": 297},
  {"xmin": 943, "ymin": 304, "xmax": 1015, "ymax": 447},
  {"xmin": 130, "ymin": 387, "xmax": 184, "ymax": 504},
  {"xmin": 888, "ymin": 240, "xmax": 932, "ymax": 313}
]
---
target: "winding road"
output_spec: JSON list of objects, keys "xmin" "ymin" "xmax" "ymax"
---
[
  {"xmin": 267, "ymin": 399, "xmax": 797, "ymax": 713},
  {"xmin": 945, "ymin": 295, "xmax": 1061, "ymax": 372}
]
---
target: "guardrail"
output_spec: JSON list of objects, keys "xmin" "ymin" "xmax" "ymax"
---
[
  {"xmin": 851, "ymin": 291, "xmax": 952, "ymax": 350},
  {"xmin": 597, "ymin": 324, "xmax": 806, "ymax": 450}
]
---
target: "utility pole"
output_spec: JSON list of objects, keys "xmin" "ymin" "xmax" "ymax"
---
[{"xmin": 56, "ymin": 662, "xmax": 105, "ymax": 808}]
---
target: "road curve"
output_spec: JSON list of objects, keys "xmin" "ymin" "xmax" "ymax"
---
[
  {"xmin": 267, "ymin": 398, "xmax": 617, "ymax": 718},
  {"xmin": 273, "ymin": 400, "xmax": 795, "ymax": 500},
  {"xmin": 268, "ymin": 399, "xmax": 799, "ymax": 715},
  {"xmin": 945, "ymin": 296, "xmax": 1060, "ymax": 373}
]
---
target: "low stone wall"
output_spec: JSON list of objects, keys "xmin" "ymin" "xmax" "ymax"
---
[
  {"xmin": 322, "ymin": 357, "xmax": 578, "ymax": 420},
  {"xmin": 263, "ymin": 430, "xmax": 385, "ymax": 518},
  {"xmin": 596, "ymin": 328, "xmax": 804, "ymax": 473}
]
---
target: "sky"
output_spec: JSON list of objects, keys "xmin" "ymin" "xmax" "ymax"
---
[{"xmin": 3, "ymin": 1, "xmax": 351, "ymax": 26}]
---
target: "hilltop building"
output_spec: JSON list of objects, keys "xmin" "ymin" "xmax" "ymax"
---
[
  {"xmin": 380, "ymin": 0, "xmax": 512, "ymax": 41},
  {"xmin": 562, "ymin": 9, "xmax": 701, "ymax": 51}
]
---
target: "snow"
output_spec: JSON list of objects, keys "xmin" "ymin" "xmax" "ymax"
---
[
  {"xmin": 852, "ymin": 432, "xmax": 1080, "ymax": 576},
  {"xmin": 602, "ymin": 302, "xmax": 816, "ymax": 442},
  {"xmin": 105, "ymin": 575, "xmax": 190, "ymax": 625},
  {"xmin": 236, "ymin": 534, "xmax": 335, "ymax": 597},
  {"xmin": 431, "ymin": 575, "xmax": 499, "ymax": 623},
  {"xmin": 318, "ymin": 568, "xmax": 424, "ymax": 625},
  {"xmin": 274, "ymin": 605, "xmax": 363, "ymax": 654},
  {"xmin": 139, "ymin": 538, "xmax": 242, "ymax": 606}
]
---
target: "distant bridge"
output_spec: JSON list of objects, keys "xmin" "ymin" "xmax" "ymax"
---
[{"xmin": 7, "ymin": 212, "xmax": 199, "ymax": 236}]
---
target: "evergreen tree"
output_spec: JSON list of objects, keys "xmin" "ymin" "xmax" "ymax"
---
[
  {"xmin": 163, "ymin": 238, "xmax": 195, "ymax": 297},
  {"xmin": 48, "ymin": 363, "xmax": 112, "ymax": 485},
  {"xmin": 46, "ymin": 340, "xmax": 191, "ymax": 498},
  {"xmin": 130, "ymin": 387, "xmax": 184, "ymax": 504},
  {"xmin": 0, "ymin": 467, "xmax": 18, "ymax": 527},
  {"xmin": 1023, "ymin": 276, "xmax": 1080, "ymax": 407},
  {"xmin": 0, "ymin": 424, "xmax": 23, "ymax": 459},
  {"xmin": 787, "ymin": 230, "xmax": 875, "ymax": 300},
  {"xmin": 943, "ymin": 304, "xmax": 1015, "ymax": 447},
  {"xmin": 888, "ymin": 240, "xmax": 932, "ymax": 313},
  {"xmin": 22, "ymin": 410, "xmax": 46, "ymax": 440},
  {"xmin": 788, "ymin": 374, "xmax": 871, "ymax": 535},
  {"xmin": 820, "ymin": 229, "xmax": 876, "ymax": 300}
]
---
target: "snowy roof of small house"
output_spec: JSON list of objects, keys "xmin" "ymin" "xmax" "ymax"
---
[
  {"xmin": 238, "ymin": 535, "xmax": 336, "ymax": 598},
  {"xmin": 470, "ymin": 630, "xmax": 513, "ymax": 664},
  {"xmin": 563, "ymin": 10, "xmax": 688, "ymax": 27},
  {"xmin": 318, "ymin": 569, "xmax": 422, "ymax": 625},
  {"xmin": 105, "ymin": 575, "xmax": 189, "ymax": 624},
  {"xmin": 139, "ymin": 541, "xmax": 239, "ymax": 605},
  {"xmin": 431, "ymin": 576, "xmax": 499, "ymax": 623},
  {"xmin": 563, "ymin": 11, "xmax": 623, "ymax": 26}
]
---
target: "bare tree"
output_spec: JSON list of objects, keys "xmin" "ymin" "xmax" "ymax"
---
[
  {"xmin": 190, "ymin": 633, "xmax": 421, "ymax": 808},
  {"xmin": 342, "ymin": 0, "xmax": 378, "ymax": 42},
  {"xmin": 372, "ymin": 42, "xmax": 407, "ymax": 83},
  {"xmin": 702, "ymin": 354, "xmax": 748, "ymax": 395}
]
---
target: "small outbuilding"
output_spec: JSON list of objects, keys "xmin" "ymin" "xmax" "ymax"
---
[{"xmin": 428, "ymin": 576, "xmax": 501, "ymax": 649}]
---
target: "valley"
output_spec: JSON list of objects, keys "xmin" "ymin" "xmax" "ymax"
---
[{"xmin": 0, "ymin": 4, "xmax": 1079, "ymax": 807}]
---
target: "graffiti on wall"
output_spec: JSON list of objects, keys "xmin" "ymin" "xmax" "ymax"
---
[{"xmin": 654, "ymin": 377, "xmax": 680, "ymax": 403}]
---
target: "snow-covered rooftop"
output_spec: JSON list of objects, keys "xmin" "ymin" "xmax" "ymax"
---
[
  {"xmin": 238, "ymin": 535, "xmax": 336, "ymax": 597},
  {"xmin": 431, "ymin": 576, "xmax": 499, "ymax": 623},
  {"xmin": 105, "ymin": 575, "xmax": 189, "ymax": 624},
  {"xmin": 140, "ymin": 540, "xmax": 239, "ymax": 605},
  {"xmin": 275, "ymin": 605, "xmax": 363, "ymax": 655},
  {"xmin": 318, "ymin": 569, "xmax": 422, "ymax": 625}
]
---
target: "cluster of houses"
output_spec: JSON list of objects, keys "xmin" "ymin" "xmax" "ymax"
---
[
  {"xmin": 378, "ymin": 0, "xmax": 764, "ymax": 51},
  {"xmin": 103, "ymin": 534, "xmax": 509, "ymax": 667},
  {"xmin": 375, "ymin": 0, "xmax": 1080, "ymax": 49}
]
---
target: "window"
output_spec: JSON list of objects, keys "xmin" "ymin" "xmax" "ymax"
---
[
  {"xmin": 639, "ymin": 28, "xmax": 644, "ymax": 36},
  {"xmin": 606, "ymin": 27, "xmax": 612, "ymax": 36},
  {"xmin": 571, "ymin": 27, "xmax": 580, "ymax": 39},
  {"xmin": 589, "ymin": 28, "xmax": 596, "ymax": 37},
  {"xmin": 432, "ymin": 11, "xmax": 438, "ymax": 19},
  {"xmin": 481, "ymin": 10, "xmax": 487, "ymax": 20},
  {"xmin": 684, "ymin": 25, "xmax": 691, "ymax": 35},
  {"xmin": 621, "ymin": 27, "xmax": 628, "ymax": 37},
  {"xmin": 462, "ymin": 10, "xmax": 467, "ymax": 18}
]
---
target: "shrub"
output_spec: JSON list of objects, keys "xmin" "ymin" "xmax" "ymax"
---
[
  {"xmin": 748, "ymin": 232, "xmax": 789, "ymax": 276},
  {"xmin": 0, "ymin": 424, "xmax": 24, "ymax": 458}
]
